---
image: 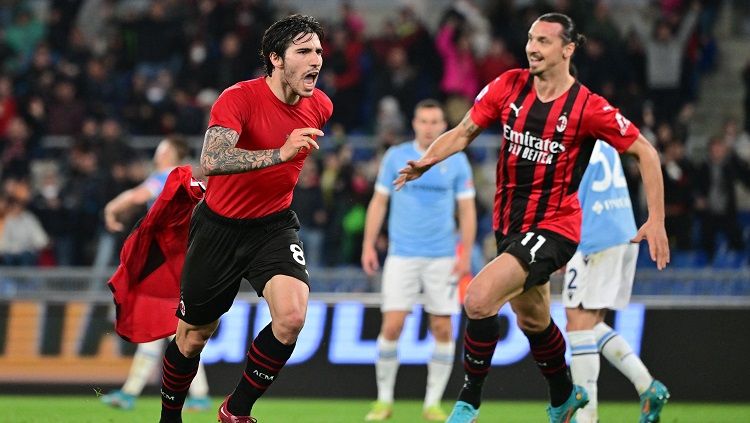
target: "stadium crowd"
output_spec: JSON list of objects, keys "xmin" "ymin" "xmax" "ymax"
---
[{"xmin": 0, "ymin": 0, "xmax": 749, "ymax": 272}]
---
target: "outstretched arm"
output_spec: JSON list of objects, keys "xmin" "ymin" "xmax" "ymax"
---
[
  {"xmin": 626, "ymin": 134, "xmax": 670, "ymax": 269},
  {"xmin": 200, "ymin": 126, "xmax": 323, "ymax": 176},
  {"xmin": 394, "ymin": 112, "xmax": 484, "ymax": 189},
  {"xmin": 104, "ymin": 185, "xmax": 154, "ymax": 232}
]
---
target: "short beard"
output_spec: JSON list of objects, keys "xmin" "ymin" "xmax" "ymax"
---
[{"xmin": 283, "ymin": 67, "xmax": 313, "ymax": 98}]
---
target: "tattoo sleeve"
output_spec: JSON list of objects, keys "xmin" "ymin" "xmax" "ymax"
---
[{"xmin": 200, "ymin": 126, "xmax": 283, "ymax": 175}]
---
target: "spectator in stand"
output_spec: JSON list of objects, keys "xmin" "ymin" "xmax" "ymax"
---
[
  {"xmin": 215, "ymin": 32, "xmax": 252, "ymax": 90},
  {"xmin": 477, "ymin": 37, "xmax": 518, "ymax": 87},
  {"xmin": 291, "ymin": 159, "xmax": 328, "ymax": 268},
  {"xmin": 179, "ymin": 38, "xmax": 214, "ymax": 94},
  {"xmin": 59, "ymin": 140, "xmax": 106, "ymax": 265},
  {"xmin": 0, "ymin": 177, "xmax": 48, "ymax": 267},
  {"xmin": 629, "ymin": 2, "xmax": 699, "ymax": 124},
  {"xmin": 5, "ymin": 7, "xmax": 45, "ymax": 71},
  {"xmin": 46, "ymin": 79, "xmax": 86, "ymax": 136},
  {"xmin": 584, "ymin": 1, "xmax": 624, "ymax": 49},
  {"xmin": 324, "ymin": 26, "xmax": 364, "ymax": 131},
  {"xmin": 694, "ymin": 136, "xmax": 750, "ymax": 261},
  {"xmin": 82, "ymin": 57, "xmax": 118, "ymax": 118},
  {"xmin": 661, "ymin": 141, "xmax": 695, "ymax": 249},
  {"xmin": 373, "ymin": 46, "xmax": 418, "ymax": 121},
  {"xmin": 169, "ymin": 88, "xmax": 205, "ymax": 135},
  {"xmin": 0, "ymin": 74, "xmax": 18, "ymax": 138},
  {"xmin": 1, "ymin": 117, "xmax": 32, "ymax": 178},
  {"xmin": 574, "ymin": 35, "xmax": 624, "ymax": 94},
  {"xmin": 29, "ymin": 164, "xmax": 68, "ymax": 266},
  {"xmin": 341, "ymin": 0, "xmax": 366, "ymax": 37},
  {"xmin": 722, "ymin": 116, "xmax": 750, "ymax": 163},
  {"xmin": 127, "ymin": 2, "xmax": 183, "ymax": 78},
  {"xmin": 435, "ymin": 12, "xmax": 478, "ymax": 126},
  {"xmin": 96, "ymin": 118, "xmax": 136, "ymax": 171}
]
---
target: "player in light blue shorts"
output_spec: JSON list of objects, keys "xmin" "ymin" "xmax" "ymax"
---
[
  {"xmin": 564, "ymin": 140, "xmax": 669, "ymax": 423},
  {"xmin": 361, "ymin": 100, "xmax": 477, "ymax": 421}
]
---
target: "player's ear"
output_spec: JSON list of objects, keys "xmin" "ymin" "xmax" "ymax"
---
[
  {"xmin": 270, "ymin": 51, "xmax": 284, "ymax": 69},
  {"xmin": 563, "ymin": 41, "xmax": 575, "ymax": 60}
]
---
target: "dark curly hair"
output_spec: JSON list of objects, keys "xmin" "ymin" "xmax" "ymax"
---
[{"xmin": 261, "ymin": 14, "xmax": 324, "ymax": 77}]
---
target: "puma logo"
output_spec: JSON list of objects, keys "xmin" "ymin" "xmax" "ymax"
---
[{"xmin": 510, "ymin": 102, "xmax": 523, "ymax": 117}]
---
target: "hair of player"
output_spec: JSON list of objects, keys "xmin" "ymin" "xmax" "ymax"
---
[
  {"xmin": 414, "ymin": 98, "xmax": 444, "ymax": 114},
  {"xmin": 261, "ymin": 14, "xmax": 324, "ymax": 77},
  {"xmin": 537, "ymin": 12, "xmax": 586, "ymax": 48},
  {"xmin": 164, "ymin": 135, "xmax": 190, "ymax": 161}
]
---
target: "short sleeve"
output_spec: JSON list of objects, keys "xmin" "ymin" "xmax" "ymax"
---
[
  {"xmin": 208, "ymin": 85, "xmax": 248, "ymax": 134},
  {"xmin": 315, "ymin": 89, "xmax": 334, "ymax": 126},
  {"xmin": 453, "ymin": 153, "xmax": 476, "ymax": 199},
  {"xmin": 375, "ymin": 148, "xmax": 398, "ymax": 196},
  {"xmin": 142, "ymin": 174, "xmax": 164, "ymax": 199},
  {"xmin": 470, "ymin": 70, "xmax": 517, "ymax": 128},
  {"xmin": 584, "ymin": 94, "xmax": 640, "ymax": 153}
]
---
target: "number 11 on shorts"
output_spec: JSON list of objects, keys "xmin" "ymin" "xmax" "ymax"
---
[{"xmin": 521, "ymin": 232, "xmax": 546, "ymax": 263}]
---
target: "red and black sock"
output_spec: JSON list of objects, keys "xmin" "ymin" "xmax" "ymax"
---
[
  {"xmin": 228, "ymin": 323, "xmax": 295, "ymax": 416},
  {"xmin": 525, "ymin": 320, "xmax": 573, "ymax": 407},
  {"xmin": 159, "ymin": 339, "xmax": 199, "ymax": 423},
  {"xmin": 457, "ymin": 315, "xmax": 500, "ymax": 409}
]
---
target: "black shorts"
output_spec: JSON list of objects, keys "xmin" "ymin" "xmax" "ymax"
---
[
  {"xmin": 178, "ymin": 201, "xmax": 309, "ymax": 325},
  {"xmin": 495, "ymin": 229, "xmax": 578, "ymax": 291}
]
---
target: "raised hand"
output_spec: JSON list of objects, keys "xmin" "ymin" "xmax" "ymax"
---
[{"xmin": 393, "ymin": 157, "xmax": 439, "ymax": 190}]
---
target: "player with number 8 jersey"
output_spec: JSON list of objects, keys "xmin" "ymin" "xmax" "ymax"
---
[
  {"xmin": 157, "ymin": 15, "xmax": 332, "ymax": 423},
  {"xmin": 395, "ymin": 12, "xmax": 669, "ymax": 423}
]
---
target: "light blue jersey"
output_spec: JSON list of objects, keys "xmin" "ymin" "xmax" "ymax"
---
[
  {"xmin": 376, "ymin": 141, "xmax": 475, "ymax": 257},
  {"xmin": 578, "ymin": 140, "xmax": 637, "ymax": 255},
  {"xmin": 143, "ymin": 168, "xmax": 172, "ymax": 208}
]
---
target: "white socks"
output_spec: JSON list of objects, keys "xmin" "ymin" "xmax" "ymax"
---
[
  {"xmin": 375, "ymin": 336, "xmax": 399, "ymax": 403},
  {"xmin": 424, "ymin": 341, "xmax": 455, "ymax": 409},
  {"xmin": 568, "ymin": 330, "xmax": 599, "ymax": 423},
  {"xmin": 594, "ymin": 322, "xmax": 653, "ymax": 395},
  {"xmin": 122, "ymin": 339, "xmax": 163, "ymax": 395},
  {"xmin": 122, "ymin": 338, "xmax": 209, "ymax": 398},
  {"xmin": 188, "ymin": 361, "xmax": 209, "ymax": 397},
  {"xmin": 375, "ymin": 337, "xmax": 455, "ymax": 407}
]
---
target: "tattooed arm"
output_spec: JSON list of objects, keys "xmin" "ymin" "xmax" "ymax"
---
[
  {"xmin": 200, "ymin": 126, "xmax": 323, "ymax": 176},
  {"xmin": 394, "ymin": 111, "xmax": 484, "ymax": 188}
]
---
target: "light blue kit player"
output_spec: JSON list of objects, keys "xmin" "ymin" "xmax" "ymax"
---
[
  {"xmin": 361, "ymin": 99, "xmax": 477, "ymax": 421},
  {"xmin": 564, "ymin": 140, "xmax": 669, "ymax": 423},
  {"xmin": 101, "ymin": 136, "xmax": 210, "ymax": 411}
]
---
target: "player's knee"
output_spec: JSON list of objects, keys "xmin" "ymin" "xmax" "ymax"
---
[
  {"xmin": 381, "ymin": 324, "xmax": 402, "ymax": 340},
  {"xmin": 515, "ymin": 314, "xmax": 548, "ymax": 333},
  {"xmin": 179, "ymin": 334, "xmax": 209, "ymax": 357},
  {"xmin": 463, "ymin": 293, "xmax": 495, "ymax": 319},
  {"xmin": 431, "ymin": 325, "xmax": 452, "ymax": 342},
  {"xmin": 275, "ymin": 310, "xmax": 306, "ymax": 341}
]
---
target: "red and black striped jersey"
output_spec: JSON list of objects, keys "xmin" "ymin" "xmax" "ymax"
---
[{"xmin": 471, "ymin": 69, "xmax": 639, "ymax": 242}]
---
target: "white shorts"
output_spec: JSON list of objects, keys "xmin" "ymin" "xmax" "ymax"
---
[
  {"xmin": 381, "ymin": 255, "xmax": 460, "ymax": 315},
  {"xmin": 563, "ymin": 243, "xmax": 639, "ymax": 310}
]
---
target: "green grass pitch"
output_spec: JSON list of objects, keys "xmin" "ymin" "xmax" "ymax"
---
[{"xmin": 0, "ymin": 396, "xmax": 748, "ymax": 422}]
